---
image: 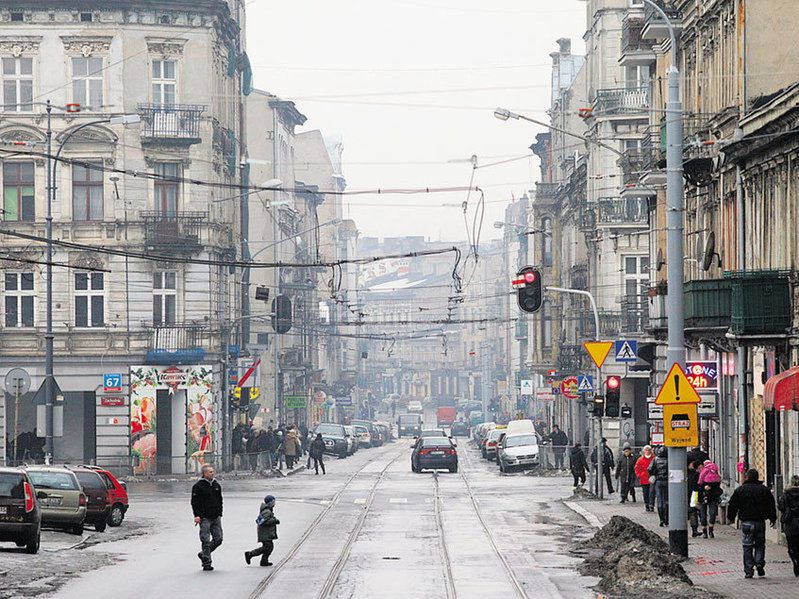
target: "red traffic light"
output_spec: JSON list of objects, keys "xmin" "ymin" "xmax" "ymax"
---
[
  {"xmin": 606, "ymin": 376, "xmax": 621, "ymax": 389},
  {"xmin": 524, "ymin": 271, "xmax": 536, "ymax": 283}
]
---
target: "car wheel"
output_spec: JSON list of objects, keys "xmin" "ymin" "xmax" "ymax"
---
[
  {"xmin": 15, "ymin": 539, "xmax": 25, "ymax": 547},
  {"xmin": 449, "ymin": 464, "xmax": 458, "ymax": 473},
  {"xmin": 108, "ymin": 504, "xmax": 125, "ymax": 527},
  {"xmin": 71, "ymin": 522, "xmax": 84, "ymax": 536},
  {"xmin": 95, "ymin": 519, "xmax": 107, "ymax": 532},
  {"xmin": 25, "ymin": 532, "xmax": 40, "ymax": 554}
]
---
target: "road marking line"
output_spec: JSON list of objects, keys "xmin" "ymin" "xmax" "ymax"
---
[
  {"xmin": 389, "ymin": 497, "xmax": 408, "ymax": 504},
  {"xmin": 354, "ymin": 498, "xmax": 366, "ymax": 504},
  {"xmin": 320, "ymin": 500, "xmax": 331, "ymax": 505},
  {"xmin": 563, "ymin": 501, "xmax": 603, "ymax": 528}
]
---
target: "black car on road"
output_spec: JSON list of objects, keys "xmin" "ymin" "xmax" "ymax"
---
[
  {"xmin": 314, "ymin": 423, "xmax": 350, "ymax": 458},
  {"xmin": 450, "ymin": 421, "xmax": 469, "ymax": 437},
  {"xmin": 411, "ymin": 437, "xmax": 458, "ymax": 473},
  {"xmin": 70, "ymin": 467, "xmax": 111, "ymax": 532},
  {"xmin": 0, "ymin": 467, "xmax": 41, "ymax": 553}
]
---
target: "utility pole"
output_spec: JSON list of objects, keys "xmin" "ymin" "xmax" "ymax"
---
[
  {"xmin": 481, "ymin": 341, "xmax": 491, "ymax": 423},
  {"xmin": 642, "ymin": 0, "xmax": 688, "ymax": 557},
  {"xmin": 44, "ymin": 100, "xmax": 54, "ymax": 464}
]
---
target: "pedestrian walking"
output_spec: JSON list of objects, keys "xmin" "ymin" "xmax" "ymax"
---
[
  {"xmin": 697, "ymin": 459, "xmax": 722, "ymax": 538},
  {"xmin": 248, "ymin": 428, "xmax": 261, "ymax": 472},
  {"xmin": 274, "ymin": 430, "xmax": 285, "ymax": 470},
  {"xmin": 687, "ymin": 460, "xmax": 702, "ymax": 537},
  {"xmin": 244, "ymin": 495, "xmax": 279, "ymax": 567},
  {"xmin": 778, "ymin": 474, "xmax": 799, "ymax": 577},
  {"xmin": 191, "ymin": 464, "xmax": 223, "ymax": 571},
  {"xmin": 648, "ymin": 446, "xmax": 669, "ymax": 526},
  {"xmin": 310, "ymin": 433, "xmax": 326, "ymax": 475},
  {"xmin": 299, "ymin": 423, "xmax": 309, "ymax": 455},
  {"xmin": 615, "ymin": 443, "xmax": 637, "ymax": 503},
  {"xmin": 547, "ymin": 424, "xmax": 569, "ymax": 470},
  {"xmin": 232, "ymin": 423, "xmax": 245, "ymax": 470},
  {"xmin": 687, "ymin": 445, "xmax": 709, "ymax": 468},
  {"xmin": 284, "ymin": 427, "xmax": 300, "ymax": 469},
  {"xmin": 569, "ymin": 443, "xmax": 588, "ymax": 489},
  {"xmin": 634, "ymin": 445, "xmax": 655, "ymax": 512},
  {"xmin": 727, "ymin": 468, "xmax": 777, "ymax": 579},
  {"xmin": 591, "ymin": 438, "xmax": 615, "ymax": 494}
]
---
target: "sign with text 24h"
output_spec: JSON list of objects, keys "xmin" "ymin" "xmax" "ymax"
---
[{"xmin": 684, "ymin": 361, "xmax": 719, "ymax": 392}]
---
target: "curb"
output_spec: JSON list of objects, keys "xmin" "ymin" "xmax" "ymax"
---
[{"xmin": 563, "ymin": 500, "xmax": 604, "ymax": 529}]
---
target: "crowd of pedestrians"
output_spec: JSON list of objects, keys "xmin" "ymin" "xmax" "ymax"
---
[{"xmin": 232, "ymin": 421, "xmax": 312, "ymax": 473}]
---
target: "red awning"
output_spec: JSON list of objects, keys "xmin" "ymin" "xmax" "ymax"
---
[{"xmin": 764, "ymin": 366, "xmax": 799, "ymax": 411}]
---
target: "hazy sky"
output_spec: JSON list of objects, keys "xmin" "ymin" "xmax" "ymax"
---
[{"xmin": 246, "ymin": 0, "xmax": 585, "ymax": 242}]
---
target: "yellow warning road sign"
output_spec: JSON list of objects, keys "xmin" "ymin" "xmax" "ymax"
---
[
  {"xmin": 583, "ymin": 341, "xmax": 614, "ymax": 369},
  {"xmin": 655, "ymin": 363, "xmax": 702, "ymax": 406},
  {"xmin": 663, "ymin": 404, "xmax": 699, "ymax": 447}
]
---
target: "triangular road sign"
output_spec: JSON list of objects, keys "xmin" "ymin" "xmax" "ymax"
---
[
  {"xmin": 583, "ymin": 341, "xmax": 614, "ymax": 369},
  {"xmin": 655, "ymin": 363, "xmax": 702, "ymax": 406}
]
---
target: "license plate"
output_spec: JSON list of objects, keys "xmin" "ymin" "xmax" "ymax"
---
[
  {"xmin": 325, "ymin": 440, "xmax": 333, "ymax": 446},
  {"xmin": 0, "ymin": 506, "xmax": 7, "ymax": 514},
  {"xmin": 431, "ymin": 451, "xmax": 445, "ymax": 455},
  {"xmin": 42, "ymin": 497, "xmax": 62, "ymax": 507}
]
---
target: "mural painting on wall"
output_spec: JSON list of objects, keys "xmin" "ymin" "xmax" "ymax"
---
[{"xmin": 130, "ymin": 365, "xmax": 214, "ymax": 475}]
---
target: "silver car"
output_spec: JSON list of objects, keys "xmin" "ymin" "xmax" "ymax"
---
[{"xmin": 498, "ymin": 433, "xmax": 540, "ymax": 473}]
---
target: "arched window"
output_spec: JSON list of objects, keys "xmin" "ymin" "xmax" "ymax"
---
[
  {"xmin": 541, "ymin": 217, "xmax": 553, "ymax": 267},
  {"xmin": 542, "ymin": 301, "xmax": 552, "ymax": 349}
]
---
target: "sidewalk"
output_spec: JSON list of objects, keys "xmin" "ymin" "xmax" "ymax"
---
[{"xmin": 564, "ymin": 485, "xmax": 797, "ymax": 598}]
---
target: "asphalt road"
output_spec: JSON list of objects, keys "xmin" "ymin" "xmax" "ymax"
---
[{"xmin": 26, "ymin": 418, "xmax": 597, "ymax": 598}]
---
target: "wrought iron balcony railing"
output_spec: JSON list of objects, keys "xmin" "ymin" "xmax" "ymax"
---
[
  {"xmin": 593, "ymin": 86, "xmax": 650, "ymax": 115},
  {"xmin": 141, "ymin": 211, "xmax": 207, "ymax": 248},
  {"xmin": 147, "ymin": 323, "xmax": 209, "ymax": 352},
  {"xmin": 596, "ymin": 197, "xmax": 649, "ymax": 225},
  {"xmin": 138, "ymin": 104, "xmax": 204, "ymax": 143},
  {"xmin": 622, "ymin": 18, "xmax": 648, "ymax": 54}
]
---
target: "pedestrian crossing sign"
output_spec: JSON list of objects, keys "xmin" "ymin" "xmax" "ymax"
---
[
  {"xmin": 614, "ymin": 339, "xmax": 638, "ymax": 363},
  {"xmin": 577, "ymin": 375, "xmax": 593, "ymax": 393}
]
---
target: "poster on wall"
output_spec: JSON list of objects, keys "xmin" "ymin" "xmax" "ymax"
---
[{"xmin": 130, "ymin": 365, "xmax": 214, "ymax": 475}]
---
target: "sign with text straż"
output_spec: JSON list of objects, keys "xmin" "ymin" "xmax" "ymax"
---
[
  {"xmin": 663, "ymin": 404, "xmax": 699, "ymax": 447},
  {"xmin": 654, "ymin": 363, "xmax": 702, "ymax": 406}
]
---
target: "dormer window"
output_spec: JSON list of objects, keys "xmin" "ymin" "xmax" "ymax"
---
[
  {"xmin": 10, "ymin": 12, "xmax": 23, "ymax": 22},
  {"xmin": 80, "ymin": 13, "xmax": 93, "ymax": 22}
]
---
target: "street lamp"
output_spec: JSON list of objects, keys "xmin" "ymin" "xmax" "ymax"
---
[
  {"xmin": 43, "ymin": 102, "xmax": 140, "ymax": 463},
  {"xmin": 493, "ymin": 221, "xmax": 543, "ymax": 235}
]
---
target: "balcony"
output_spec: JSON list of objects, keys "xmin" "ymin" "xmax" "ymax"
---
[
  {"xmin": 536, "ymin": 182, "xmax": 559, "ymax": 201},
  {"xmin": 619, "ymin": 148, "xmax": 656, "ymax": 197},
  {"xmin": 145, "ymin": 324, "xmax": 209, "ymax": 364},
  {"xmin": 640, "ymin": 126, "xmax": 666, "ymax": 187},
  {"xmin": 577, "ymin": 310, "xmax": 623, "ymax": 340},
  {"xmin": 595, "ymin": 197, "xmax": 649, "ymax": 228},
  {"xmin": 642, "ymin": 0, "xmax": 683, "ymax": 41},
  {"xmin": 621, "ymin": 295, "xmax": 650, "ymax": 334},
  {"xmin": 138, "ymin": 104, "xmax": 204, "ymax": 145},
  {"xmin": 620, "ymin": 18, "xmax": 656, "ymax": 67},
  {"xmin": 141, "ymin": 211, "xmax": 207, "ymax": 250},
  {"xmin": 685, "ymin": 279, "xmax": 731, "ymax": 330},
  {"xmin": 592, "ymin": 86, "xmax": 649, "ymax": 117},
  {"xmin": 557, "ymin": 344, "xmax": 585, "ymax": 374},
  {"xmin": 727, "ymin": 270, "xmax": 792, "ymax": 335}
]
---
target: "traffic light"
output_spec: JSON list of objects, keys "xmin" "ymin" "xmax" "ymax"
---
[
  {"xmin": 271, "ymin": 294, "xmax": 292, "ymax": 334},
  {"xmin": 515, "ymin": 266, "xmax": 542, "ymax": 313},
  {"xmin": 605, "ymin": 376, "xmax": 621, "ymax": 418},
  {"xmin": 592, "ymin": 394, "xmax": 604, "ymax": 418}
]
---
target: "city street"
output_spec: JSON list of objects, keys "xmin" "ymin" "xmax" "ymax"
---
[{"xmin": 13, "ymin": 437, "xmax": 597, "ymax": 599}]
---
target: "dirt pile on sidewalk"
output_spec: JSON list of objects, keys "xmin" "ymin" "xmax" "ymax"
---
[{"xmin": 575, "ymin": 516, "xmax": 719, "ymax": 599}]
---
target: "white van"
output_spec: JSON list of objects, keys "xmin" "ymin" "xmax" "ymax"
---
[{"xmin": 505, "ymin": 419, "xmax": 535, "ymax": 436}]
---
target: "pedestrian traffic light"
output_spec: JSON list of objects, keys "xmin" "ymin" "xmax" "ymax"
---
[
  {"xmin": 605, "ymin": 376, "xmax": 621, "ymax": 418},
  {"xmin": 271, "ymin": 294, "xmax": 292, "ymax": 334},
  {"xmin": 514, "ymin": 266, "xmax": 542, "ymax": 313}
]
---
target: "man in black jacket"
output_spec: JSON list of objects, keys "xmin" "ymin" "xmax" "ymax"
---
[
  {"xmin": 547, "ymin": 425, "xmax": 569, "ymax": 470},
  {"xmin": 192, "ymin": 464, "xmax": 223, "ymax": 571},
  {"xmin": 591, "ymin": 438, "xmax": 615, "ymax": 494},
  {"xmin": 727, "ymin": 469, "xmax": 777, "ymax": 579}
]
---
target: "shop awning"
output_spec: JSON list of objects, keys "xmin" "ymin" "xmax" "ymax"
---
[{"xmin": 763, "ymin": 366, "xmax": 799, "ymax": 411}]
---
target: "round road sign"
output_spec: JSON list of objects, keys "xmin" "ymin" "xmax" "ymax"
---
[{"xmin": 4, "ymin": 368, "xmax": 31, "ymax": 395}]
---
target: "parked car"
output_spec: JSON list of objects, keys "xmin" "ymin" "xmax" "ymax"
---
[
  {"xmin": 450, "ymin": 421, "xmax": 469, "ymax": 437},
  {"xmin": 411, "ymin": 437, "xmax": 458, "ymax": 473},
  {"xmin": 352, "ymin": 424, "xmax": 372, "ymax": 448},
  {"xmin": 407, "ymin": 400, "xmax": 423, "ymax": 413},
  {"xmin": 351, "ymin": 420, "xmax": 379, "ymax": 447},
  {"xmin": 0, "ymin": 467, "xmax": 41, "ymax": 553},
  {"xmin": 397, "ymin": 413, "xmax": 423, "ymax": 437},
  {"xmin": 343, "ymin": 426, "xmax": 359, "ymax": 455},
  {"xmin": 483, "ymin": 428, "xmax": 506, "ymax": 460},
  {"xmin": 68, "ymin": 467, "xmax": 111, "ymax": 532},
  {"xmin": 374, "ymin": 422, "xmax": 393, "ymax": 443},
  {"xmin": 314, "ymin": 423, "xmax": 350, "ymax": 458},
  {"xmin": 24, "ymin": 466, "xmax": 86, "ymax": 535},
  {"xmin": 79, "ymin": 465, "xmax": 128, "ymax": 527},
  {"xmin": 412, "ymin": 429, "xmax": 448, "ymax": 449},
  {"xmin": 498, "ymin": 433, "xmax": 540, "ymax": 473},
  {"xmin": 473, "ymin": 421, "xmax": 495, "ymax": 443}
]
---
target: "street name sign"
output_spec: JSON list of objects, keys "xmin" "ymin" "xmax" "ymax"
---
[
  {"xmin": 654, "ymin": 363, "xmax": 702, "ymax": 406},
  {"xmin": 583, "ymin": 341, "xmax": 614, "ymax": 369},
  {"xmin": 614, "ymin": 340, "xmax": 638, "ymax": 363}
]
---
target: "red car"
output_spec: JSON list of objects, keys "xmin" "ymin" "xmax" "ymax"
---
[{"xmin": 77, "ymin": 466, "xmax": 129, "ymax": 527}]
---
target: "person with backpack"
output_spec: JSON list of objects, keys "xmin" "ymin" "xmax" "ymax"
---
[
  {"xmin": 245, "ymin": 495, "xmax": 279, "ymax": 567},
  {"xmin": 778, "ymin": 474, "xmax": 799, "ymax": 577},
  {"xmin": 697, "ymin": 459, "xmax": 723, "ymax": 539},
  {"xmin": 727, "ymin": 468, "xmax": 777, "ymax": 579},
  {"xmin": 309, "ymin": 433, "xmax": 327, "ymax": 475}
]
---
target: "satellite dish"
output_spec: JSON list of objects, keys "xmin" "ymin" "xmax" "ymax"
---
[
  {"xmin": 656, "ymin": 248, "xmax": 665, "ymax": 272},
  {"xmin": 701, "ymin": 231, "xmax": 721, "ymax": 271}
]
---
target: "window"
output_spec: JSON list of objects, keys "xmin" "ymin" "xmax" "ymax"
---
[
  {"xmin": 152, "ymin": 59, "xmax": 176, "ymax": 106},
  {"xmin": 3, "ymin": 162, "xmax": 34, "ymax": 221},
  {"xmin": 80, "ymin": 13, "xmax": 93, "ymax": 22},
  {"xmin": 72, "ymin": 161, "xmax": 103, "ymax": 220},
  {"xmin": 624, "ymin": 256, "xmax": 650, "ymax": 332},
  {"xmin": 541, "ymin": 217, "xmax": 553, "ymax": 267},
  {"xmin": 4, "ymin": 272, "xmax": 34, "ymax": 327},
  {"xmin": 75, "ymin": 271, "xmax": 104, "ymax": 327},
  {"xmin": 72, "ymin": 56, "xmax": 103, "ymax": 109},
  {"xmin": 10, "ymin": 12, "xmax": 23, "ymax": 22},
  {"xmin": 154, "ymin": 163, "xmax": 179, "ymax": 214},
  {"xmin": 2, "ymin": 57, "xmax": 33, "ymax": 112},
  {"xmin": 542, "ymin": 301, "xmax": 552, "ymax": 349},
  {"xmin": 153, "ymin": 271, "xmax": 176, "ymax": 326}
]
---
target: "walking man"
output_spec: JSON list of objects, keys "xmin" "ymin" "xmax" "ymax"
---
[
  {"xmin": 310, "ymin": 433, "xmax": 327, "ymax": 475},
  {"xmin": 569, "ymin": 443, "xmax": 588, "ymax": 489},
  {"xmin": 778, "ymin": 474, "xmax": 799, "ymax": 576},
  {"xmin": 245, "ymin": 495, "xmax": 279, "ymax": 567},
  {"xmin": 591, "ymin": 438, "xmax": 615, "ymax": 494},
  {"xmin": 191, "ymin": 464, "xmax": 223, "ymax": 571},
  {"xmin": 548, "ymin": 424, "xmax": 569, "ymax": 470},
  {"xmin": 727, "ymin": 469, "xmax": 777, "ymax": 578},
  {"xmin": 615, "ymin": 443, "xmax": 637, "ymax": 503}
]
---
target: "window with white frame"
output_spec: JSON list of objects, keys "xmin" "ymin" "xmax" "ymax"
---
[
  {"xmin": 2, "ymin": 57, "xmax": 33, "ymax": 112},
  {"xmin": 75, "ymin": 271, "xmax": 104, "ymax": 327},
  {"xmin": 542, "ymin": 301, "xmax": 552, "ymax": 348},
  {"xmin": 152, "ymin": 59, "xmax": 176, "ymax": 106},
  {"xmin": 72, "ymin": 56, "xmax": 103, "ymax": 109},
  {"xmin": 153, "ymin": 271, "xmax": 176, "ymax": 326},
  {"xmin": 2, "ymin": 161, "xmax": 35, "ymax": 221},
  {"xmin": 541, "ymin": 217, "xmax": 553, "ymax": 267},
  {"xmin": 4, "ymin": 271, "xmax": 34, "ymax": 327},
  {"xmin": 624, "ymin": 256, "xmax": 650, "ymax": 331},
  {"xmin": 72, "ymin": 161, "xmax": 103, "ymax": 221}
]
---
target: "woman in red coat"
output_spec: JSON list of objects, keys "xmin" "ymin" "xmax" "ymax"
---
[{"xmin": 634, "ymin": 445, "xmax": 656, "ymax": 513}]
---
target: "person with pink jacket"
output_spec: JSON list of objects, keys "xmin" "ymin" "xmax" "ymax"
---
[{"xmin": 698, "ymin": 460, "xmax": 723, "ymax": 538}]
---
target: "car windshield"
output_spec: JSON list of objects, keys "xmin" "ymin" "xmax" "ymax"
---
[
  {"xmin": 488, "ymin": 430, "xmax": 504, "ymax": 440},
  {"xmin": 399, "ymin": 415, "xmax": 420, "ymax": 424},
  {"xmin": 316, "ymin": 424, "xmax": 344, "ymax": 436},
  {"xmin": 27, "ymin": 471, "xmax": 79, "ymax": 490},
  {"xmin": 354, "ymin": 426, "xmax": 368, "ymax": 433},
  {"xmin": 422, "ymin": 438, "xmax": 453, "ymax": 447},
  {"xmin": 505, "ymin": 435, "xmax": 538, "ymax": 448},
  {"xmin": 420, "ymin": 430, "xmax": 446, "ymax": 437},
  {"xmin": 0, "ymin": 472, "xmax": 25, "ymax": 498}
]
